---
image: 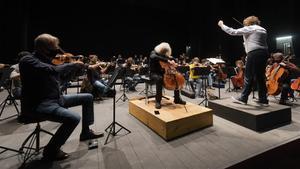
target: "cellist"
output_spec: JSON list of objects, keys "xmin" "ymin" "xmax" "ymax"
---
[
  {"xmin": 268, "ymin": 52, "xmax": 299, "ymax": 105},
  {"xmin": 149, "ymin": 42, "xmax": 186, "ymax": 109}
]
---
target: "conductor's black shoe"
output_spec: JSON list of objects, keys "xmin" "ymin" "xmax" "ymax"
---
[
  {"xmin": 43, "ymin": 149, "xmax": 70, "ymax": 161},
  {"xmin": 231, "ymin": 96, "xmax": 247, "ymax": 105},
  {"xmin": 155, "ymin": 102, "xmax": 161, "ymax": 109},
  {"xmin": 80, "ymin": 129, "xmax": 104, "ymax": 141},
  {"xmin": 253, "ymin": 99, "xmax": 269, "ymax": 106},
  {"xmin": 279, "ymin": 100, "xmax": 293, "ymax": 106},
  {"xmin": 174, "ymin": 98, "xmax": 186, "ymax": 105}
]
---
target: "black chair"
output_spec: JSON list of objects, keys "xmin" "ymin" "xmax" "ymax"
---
[
  {"xmin": 0, "ymin": 67, "xmax": 20, "ymax": 121},
  {"xmin": 17, "ymin": 114, "xmax": 54, "ymax": 165}
]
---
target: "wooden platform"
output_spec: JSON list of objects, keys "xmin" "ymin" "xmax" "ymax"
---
[
  {"xmin": 129, "ymin": 96, "xmax": 213, "ymax": 140},
  {"xmin": 208, "ymin": 98, "xmax": 292, "ymax": 131}
]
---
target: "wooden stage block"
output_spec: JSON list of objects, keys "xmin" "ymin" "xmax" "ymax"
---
[
  {"xmin": 208, "ymin": 98, "xmax": 291, "ymax": 131},
  {"xmin": 129, "ymin": 96, "xmax": 213, "ymax": 140}
]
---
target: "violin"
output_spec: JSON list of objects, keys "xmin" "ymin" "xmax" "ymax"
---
[
  {"xmin": 52, "ymin": 53, "xmax": 84, "ymax": 65},
  {"xmin": 159, "ymin": 60, "xmax": 185, "ymax": 90}
]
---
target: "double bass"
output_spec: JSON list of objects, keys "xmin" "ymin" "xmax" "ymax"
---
[{"xmin": 159, "ymin": 60, "xmax": 185, "ymax": 90}]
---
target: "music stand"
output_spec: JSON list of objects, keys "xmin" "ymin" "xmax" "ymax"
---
[
  {"xmin": 177, "ymin": 66, "xmax": 190, "ymax": 89},
  {"xmin": 105, "ymin": 67, "xmax": 131, "ymax": 145},
  {"xmin": 193, "ymin": 67, "xmax": 211, "ymax": 107}
]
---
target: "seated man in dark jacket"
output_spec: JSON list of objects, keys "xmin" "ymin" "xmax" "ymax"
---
[
  {"xmin": 19, "ymin": 33, "xmax": 103, "ymax": 161},
  {"xmin": 149, "ymin": 42, "xmax": 186, "ymax": 109}
]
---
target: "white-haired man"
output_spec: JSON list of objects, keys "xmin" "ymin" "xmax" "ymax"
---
[{"xmin": 149, "ymin": 42, "xmax": 186, "ymax": 109}]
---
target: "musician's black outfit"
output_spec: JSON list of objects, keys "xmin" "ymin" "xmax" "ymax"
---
[{"xmin": 149, "ymin": 51, "xmax": 186, "ymax": 109}]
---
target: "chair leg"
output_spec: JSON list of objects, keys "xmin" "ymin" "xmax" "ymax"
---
[{"xmin": 19, "ymin": 123, "xmax": 53, "ymax": 164}]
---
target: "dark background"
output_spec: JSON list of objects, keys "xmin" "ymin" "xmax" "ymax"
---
[{"xmin": 0, "ymin": 0, "xmax": 298, "ymax": 65}]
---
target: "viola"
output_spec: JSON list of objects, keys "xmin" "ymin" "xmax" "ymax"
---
[
  {"xmin": 291, "ymin": 78, "xmax": 300, "ymax": 91},
  {"xmin": 159, "ymin": 61, "xmax": 185, "ymax": 90}
]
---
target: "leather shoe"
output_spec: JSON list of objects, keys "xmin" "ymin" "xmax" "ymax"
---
[
  {"xmin": 43, "ymin": 149, "xmax": 70, "ymax": 161},
  {"xmin": 174, "ymin": 99, "xmax": 186, "ymax": 105},
  {"xmin": 80, "ymin": 129, "xmax": 104, "ymax": 141},
  {"xmin": 155, "ymin": 102, "xmax": 161, "ymax": 109}
]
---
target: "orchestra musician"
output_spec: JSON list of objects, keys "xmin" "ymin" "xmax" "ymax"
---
[
  {"xmin": 149, "ymin": 42, "xmax": 186, "ymax": 109},
  {"xmin": 267, "ymin": 52, "xmax": 299, "ymax": 105},
  {"xmin": 189, "ymin": 57, "xmax": 202, "ymax": 96},
  {"xmin": 122, "ymin": 57, "xmax": 140, "ymax": 91},
  {"xmin": 85, "ymin": 55, "xmax": 116, "ymax": 98},
  {"xmin": 218, "ymin": 16, "xmax": 269, "ymax": 105},
  {"xmin": 231, "ymin": 60, "xmax": 244, "ymax": 90},
  {"xmin": 19, "ymin": 33, "xmax": 104, "ymax": 161},
  {"xmin": 9, "ymin": 51, "xmax": 31, "ymax": 98}
]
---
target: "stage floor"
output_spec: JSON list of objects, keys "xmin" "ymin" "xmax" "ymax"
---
[{"xmin": 0, "ymin": 84, "xmax": 300, "ymax": 169}]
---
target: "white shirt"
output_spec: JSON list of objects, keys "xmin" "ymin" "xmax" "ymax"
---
[{"xmin": 220, "ymin": 24, "xmax": 268, "ymax": 53}]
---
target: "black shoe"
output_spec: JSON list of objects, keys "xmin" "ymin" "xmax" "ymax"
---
[
  {"xmin": 231, "ymin": 96, "xmax": 247, "ymax": 105},
  {"xmin": 80, "ymin": 129, "xmax": 104, "ymax": 141},
  {"xmin": 174, "ymin": 99, "xmax": 186, "ymax": 105},
  {"xmin": 43, "ymin": 149, "xmax": 70, "ymax": 161},
  {"xmin": 253, "ymin": 99, "xmax": 269, "ymax": 106},
  {"xmin": 155, "ymin": 102, "xmax": 161, "ymax": 109},
  {"xmin": 279, "ymin": 100, "xmax": 292, "ymax": 106},
  {"xmin": 104, "ymin": 88, "xmax": 116, "ymax": 97}
]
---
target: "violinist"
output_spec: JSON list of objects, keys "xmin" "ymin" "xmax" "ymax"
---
[
  {"xmin": 122, "ymin": 57, "xmax": 140, "ymax": 91},
  {"xmin": 189, "ymin": 57, "xmax": 202, "ymax": 96},
  {"xmin": 19, "ymin": 33, "xmax": 104, "ymax": 161},
  {"xmin": 268, "ymin": 52, "xmax": 299, "ymax": 105},
  {"xmin": 218, "ymin": 16, "xmax": 269, "ymax": 105},
  {"xmin": 84, "ymin": 55, "xmax": 116, "ymax": 98},
  {"xmin": 149, "ymin": 42, "xmax": 186, "ymax": 109},
  {"xmin": 231, "ymin": 60, "xmax": 244, "ymax": 90}
]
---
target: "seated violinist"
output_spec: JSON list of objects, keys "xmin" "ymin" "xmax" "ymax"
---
[
  {"xmin": 231, "ymin": 60, "xmax": 244, "ymax": 90},
  {"xmin": 269, "ymin": 52, "xmax": 298, "ymax": 105},
  {"xmin": 122, "ymin": 57, "xmax": 140, "ymax": 91},
  {"xmin": 19, "ymin": 33, "xmax": 104, "ymax": 161},
  {"xmin": 85, "ymin": 55, "xmax": 116, "ymax": 98},
  {"xmin": 149, "ymin": 42, "xmax": 186, "ymax": 109}
]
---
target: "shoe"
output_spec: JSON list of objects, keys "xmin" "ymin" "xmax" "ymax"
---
[
  {"xmin": 104, "ymin": 88, "xmax": 116, "ymax": 97},
  {"xmin": 174, "ymin": 98, "xmax": 186, "ymax": 105},
  {"xmin": 231, "ymin": 96, "xmax": 247, "ymax": 105},
  {"xmin": 80, "ymin": 129, "xmax": 104, "ymax": 141},
  {"xmin": 43, "ymin": 148, "xmax": 70, "ymax": 161},
  {"xmin": 279, "ymin": 100, "xmax": 293, "ymax": 106},
  {"xmin": 155, "ymin": 102, "xmax": 161, "ymax": 109},
  {"xmin": 253, "ymin": 99, "xmax": 269, "ymax": 106}
]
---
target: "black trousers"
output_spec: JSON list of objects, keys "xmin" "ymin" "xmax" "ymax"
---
[
  {"xmin": 241, "ymin": 49, "xmax": 268, "ymax": 102},
  {"xmin": 150, "ymin": 73, "xmax": 180, "ymax": 103}
]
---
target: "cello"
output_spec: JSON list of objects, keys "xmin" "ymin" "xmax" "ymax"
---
[
  {"xmin": 159, "ymin": 60, "xmax": 185, "ymax": 90},
  {"xmin": 291, "ymin": 78, "xmax": 300, "ymax": 91},
  {"xmin": 266, "ymin": 56, "xmax": 290, "ymax": 95}
]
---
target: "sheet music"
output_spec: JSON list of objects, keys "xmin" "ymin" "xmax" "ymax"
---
[{"xmin": 206, "ymin": 58, "xmax": 225, "ymax": 64}]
